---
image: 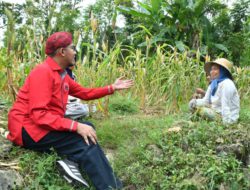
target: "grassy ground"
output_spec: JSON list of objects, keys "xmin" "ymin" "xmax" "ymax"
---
[{"xmin": 1, "ymin": 95, "xmax": 250, "ymax": 190}]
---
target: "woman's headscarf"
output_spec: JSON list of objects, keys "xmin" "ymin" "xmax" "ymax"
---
[{"xmin": 209, "ymin": 65, "xmax": 231, "ymax": 102}]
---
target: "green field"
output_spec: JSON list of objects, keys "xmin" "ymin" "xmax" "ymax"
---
[
  {"xmin": 0, "ymin": 0, "xmax": 250, "ymax": 189},
  {"xmin": 1, "ymin": 95, "xmax": 249, "ymax": 189}
]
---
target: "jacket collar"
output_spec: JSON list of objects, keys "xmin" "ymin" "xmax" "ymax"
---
[{"xmin": 45, "ymin": 56, "xmax": 64, "ymax": 73}]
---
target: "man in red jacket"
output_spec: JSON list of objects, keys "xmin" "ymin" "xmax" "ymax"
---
[{"xmin": 8, "ymin": 32, "xmax": 133, "ymax": 189}]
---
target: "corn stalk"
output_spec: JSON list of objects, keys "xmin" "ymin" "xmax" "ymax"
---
[{"xmin": 4, "ymin": 8, "xmax": 17, "ymax": 101}]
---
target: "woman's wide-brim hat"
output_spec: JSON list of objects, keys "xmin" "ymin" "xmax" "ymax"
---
[{"xmin": 204, "ymin": 58, "xmax": 233, "ymax": 79}]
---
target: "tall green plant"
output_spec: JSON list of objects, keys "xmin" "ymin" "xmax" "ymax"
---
[
  {"xmin": 4, "ymin": 7, "xmax": 17, "ymax": 101},
  {"xmin": 74, "ymin": 43, "xmax": 225, "ymax": 113}
]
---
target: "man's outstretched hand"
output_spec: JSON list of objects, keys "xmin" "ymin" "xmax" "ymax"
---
[{"xmin": 112, "ymin": 77, "xmax": 134, "ymax": 91}]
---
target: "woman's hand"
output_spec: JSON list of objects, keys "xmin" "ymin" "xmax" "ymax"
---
[
  {"xmin": 196, "ymin": 88, "xmax": 206, "ymax": 96},
  {"xmin": 112, "ymin": 77, "xmax": 134, "ymax": 91},
  {"xmin": 189, "ymin": 99, "xmax": 197, "ymax": 112},
  {"xmin": 76, "ymin": 123, "xmax": 97, "ymax": 145}
]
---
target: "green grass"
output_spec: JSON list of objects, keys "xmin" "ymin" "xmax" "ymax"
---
[{"xmin": 1, "ymin": 96, "xmax": 250, "ymax": 190}]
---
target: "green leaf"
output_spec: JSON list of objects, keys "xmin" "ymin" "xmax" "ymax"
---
[
  {"xmin": 138, "ymin": 1, "xmax": 153, "ymax": 13},
  {"xmin": 213, "ymin": 43, "xmax": 229, "ymax": 53},
  {"xmin": 175, "ymin": 41, "xmax": 186, "ymax": 52},
  {"xmin": 137, "ymin": 24, "xmax": 152, "ymax": 36},
  {"xmin": 138, "ymin": 36, "xmax": 165, "ymax": 47},
  {"xmin": 117, "ymin": 6, "xmax": 151, "ymax": 18},
  {"xmin": 151, "ymin": 0, "xmax": 162, "ymax": 13}
]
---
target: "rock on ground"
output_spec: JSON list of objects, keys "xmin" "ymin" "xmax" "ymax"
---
[{"xmin": 0, "ymin": 169, "xmax": 23, "ymax": 190}]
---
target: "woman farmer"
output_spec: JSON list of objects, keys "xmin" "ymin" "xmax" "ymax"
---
[{"xmin": 189, "ymin": 58, "xmax": 240, "ymax": 125}]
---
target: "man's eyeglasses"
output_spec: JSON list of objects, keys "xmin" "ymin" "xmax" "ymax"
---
[{"xmin": 66, "ymin": 45, "xmax": 77, "ymax": 52}]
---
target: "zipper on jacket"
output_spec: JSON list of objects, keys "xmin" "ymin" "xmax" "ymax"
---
[{"xmin": 60, "ymin": 71, "xmax": 67, "ymax": 110}]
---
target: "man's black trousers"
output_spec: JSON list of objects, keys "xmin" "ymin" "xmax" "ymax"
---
[{"xmin": 22, "ymin": 121, "xmax": 122, "ymax": 190}]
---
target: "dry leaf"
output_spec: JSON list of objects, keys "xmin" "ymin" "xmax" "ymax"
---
[
  {"xmin": 167, "ymin": 127, "xmax": 181, "ymax": 133},
  {"xmin": 215, "ymin": 138, "xmax": 224, "ymax": 144}
]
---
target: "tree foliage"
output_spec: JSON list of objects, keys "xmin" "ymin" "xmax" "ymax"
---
[{"xmin": 0, "ymin": 0, "xmax": 249, "ymax": 65}]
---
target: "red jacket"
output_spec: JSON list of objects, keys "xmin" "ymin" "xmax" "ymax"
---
[{"xmin": 8, "ymin": 57, "xmax": 114, "ymax": 146}]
